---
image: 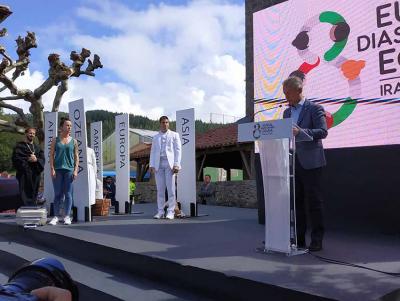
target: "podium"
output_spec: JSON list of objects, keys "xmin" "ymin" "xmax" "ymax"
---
[{"xmin": 238, "ymin": 118, "xmax": 312, "ymax": 255}]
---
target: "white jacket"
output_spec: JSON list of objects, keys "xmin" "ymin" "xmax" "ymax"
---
[{"xmin": 149, "ymin": 130, "xmax": 182, "ymax": 171}]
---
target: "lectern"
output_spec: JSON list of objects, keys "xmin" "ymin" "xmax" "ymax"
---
[{"xmin": 238, "ymin": 118, "xmax": 312, "ymax": 255}]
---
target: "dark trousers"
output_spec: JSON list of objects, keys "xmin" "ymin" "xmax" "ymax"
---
[
  {"xmin": 110, "ymin": 197, "xmax": 119, "ymax": 213},
  {"xmin": 295, "ymin": 158, "xmax": 324, "ymax": 244},
  {"xmin": 17, "ymin": 170, "xmax": 41, "ymax": 206}
]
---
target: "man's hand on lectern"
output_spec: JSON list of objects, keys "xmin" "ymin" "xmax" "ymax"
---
[{"xmin": 292, "ymin": 126, "xmax": 300, "ymax": 136}]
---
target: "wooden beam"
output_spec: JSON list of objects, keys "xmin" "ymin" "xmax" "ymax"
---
[
  {"xmin": 137, "ymin": 162, "xmax": 142, "ymax": 181},
  {"xmin": 197, "ymin": 154, "xmax": 207, "ymax": 180},
  {"xmin": 196, "ymin": 144, "xmax": 253, "ymax": 156},
  {"xmin": 240, "ymin": 150, "xmax": 252, "ymax": 179}
]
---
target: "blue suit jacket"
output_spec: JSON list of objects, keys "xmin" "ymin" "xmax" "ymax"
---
[{"xmin": 283, "ymin": 100, "xmax": 328, "ymax": 169}]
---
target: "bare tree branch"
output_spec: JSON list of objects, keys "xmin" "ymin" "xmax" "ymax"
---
[
  {"xmin": 0, "ymin": 118, "xmax": 25, "ymax": 134},
  {"xmin": 52, "ymin": 80, "xmax": 68, "ymax": 112},
  {"xmin": 70, "ymin": 49, "xmax": 102, "ymax": 77},
  {"xmin": 0, "ymin": 48, "xmax": 13, "ymax": 65},
  {"xmin": 0, "ymin": 6, "xmax": 102, "ymax": 146},
  {"xmin": 0, "ymin": 84, "xmax": 8, "ymax": 93},
  {"xmin": 33, "ymin": 77, "xmax": 54, "ymax": 98},
  {"xmin": 0, "ymin": 101, "xmax": 29, "ymax": 126},
  {"xmin": 0, "ymin": 127, "xmax": 24, "ymax": 134},
  {"xmin": 0, "ymin": 95, "xmax": 23, "ymax": 101},
  {"xmin": 12, "ymin": 31, "xmax": 36, "ymax": 80}
]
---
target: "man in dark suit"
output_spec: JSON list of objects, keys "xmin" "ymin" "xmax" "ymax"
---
[{"xmin": 282, "ymin": 76, "xmax": 328, "ymax": 252}]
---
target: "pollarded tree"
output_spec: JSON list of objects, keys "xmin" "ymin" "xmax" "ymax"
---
[{"xmin": 0, "ymin": 5, "xmax": 102, "ymax": 144}]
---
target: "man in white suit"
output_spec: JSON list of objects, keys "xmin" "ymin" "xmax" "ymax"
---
[{"xmin": 149, "ymin": 116, "xmax": 182, "ymax": 220}]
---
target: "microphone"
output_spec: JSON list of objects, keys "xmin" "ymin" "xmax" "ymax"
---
[{"xmin": 253, "ymin": 104, "xmax": 284, "ymax": 118}]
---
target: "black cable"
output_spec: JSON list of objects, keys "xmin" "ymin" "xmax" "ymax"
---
[{"xmin": 308, "ymin": 252, "xmax": 400, "ymax": 277}]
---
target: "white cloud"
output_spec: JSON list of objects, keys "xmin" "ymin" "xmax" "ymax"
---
[
  {"xmin": 72, "ymin": 0, "xmax": 245, "ymax": 121},
  {"xmin": 2, "ymin": 0, "xmax": 246, "ymax": 122}
]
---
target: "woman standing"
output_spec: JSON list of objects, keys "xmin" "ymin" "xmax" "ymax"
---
[{"xmin": 49, "ymin": 117, "xmax": 78, "ymax": 225}]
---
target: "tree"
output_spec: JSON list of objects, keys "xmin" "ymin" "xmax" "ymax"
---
[{"xmin": 0, "ymin": 5, "xmax": 102, "ymax": 144}]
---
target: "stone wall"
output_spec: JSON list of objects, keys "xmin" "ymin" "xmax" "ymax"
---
[{"xmin": 135, "ymin": 180, "xmax": 257, "ymax": 209}]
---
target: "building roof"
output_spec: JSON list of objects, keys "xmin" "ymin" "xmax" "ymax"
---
[
  {"xmin": 129, "ymin": 128, "xmax": 158, "ymax": 138},
  {"xmin": 196, "ymin": 123, "xmax": 238, "ymax": 150},
  {"xmin": 131, "ymin": 124, "xmax": 242, "ymax": 160}
]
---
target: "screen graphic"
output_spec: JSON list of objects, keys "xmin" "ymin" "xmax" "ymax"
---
[{"xmin": 253, "ymin": 0, "xmax": 400, "ymax": 148}]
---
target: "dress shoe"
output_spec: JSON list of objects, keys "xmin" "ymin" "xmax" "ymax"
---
[
  {"xmin": 308, "ymin": 240, "xmax": 323, "ymax": 252},
  {"xmin": 153, "ymin": 212, "xmax": 165, "ymax": 219},
  {"xmin": 166, "ymin": 211, "xmax": 175, "ymax": 220}
]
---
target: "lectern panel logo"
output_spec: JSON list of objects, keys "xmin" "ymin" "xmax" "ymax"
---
[
  {"xmin": 253, "ymin": 123, "xmax": 274, "ymax": 140},
  {"xmin": 253, "ymin": 124, "xmax": 261, "ymax": 139}
]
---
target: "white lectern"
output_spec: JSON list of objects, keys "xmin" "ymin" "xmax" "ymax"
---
[{"xmin": 238, "ymin": 118, "xmax": 311, "ymax": 256}]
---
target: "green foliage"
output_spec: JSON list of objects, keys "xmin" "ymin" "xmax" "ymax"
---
[
  {"xmin": 0, "ymin": 139, "xmax": 20, "ymax": 172},
  {"xmin": 0, "ymin": 143, "xmax": 14, "ymax": 172},
  {"xmin": 85, "ymin": 110, "xmax": 224, "ymax": 140},
  {"xmin": 0, "ymin": 112, "xmax": 23, "ymax": 173}
]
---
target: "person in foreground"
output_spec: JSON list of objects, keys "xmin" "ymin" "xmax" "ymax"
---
[
  {"xmin": 149, "ymin": 116, "xmax": 182, "ymax": 220},
  {"xmin": 282, "ymin": 76, "xmax": 328, "ymax": 252},
  {"xmin": 31, "ymin": 286, "xmax": 72, "ymax": 301},
  {"xmin": 12, "ymin": 127, "xmax": 45, "ymax": 206},
  {"xmin": 49, "ymin": 117, "xmax": 79, "ymax": 226}
]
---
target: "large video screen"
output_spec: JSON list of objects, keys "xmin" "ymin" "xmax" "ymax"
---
[{"xmin": 254, "ymin": 0, "xmax": 400, "ymax": 148}]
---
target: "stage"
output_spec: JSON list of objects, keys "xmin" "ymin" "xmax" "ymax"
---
[{"xmin": 0, "ymin": 204, "xmax": 399, "ymax": 300}]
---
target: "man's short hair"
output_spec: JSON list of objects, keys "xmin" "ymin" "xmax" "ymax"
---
[
  {"xmin": 159, "ymin": 116, "xmax": 169, "ymax": 123},
  {"xmin": 24, "ymin": 127, "xmax": 36, "ymax": 134},
  {"xmin": 283, "ymin": 76, "xmax": 303, "ymax": 91},
  {"xmin": 204, "ymin": 174, "xmax": 211, "ymax": 179}
]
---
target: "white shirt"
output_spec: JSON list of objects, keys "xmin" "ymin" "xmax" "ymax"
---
[
  {"xmin": 160, "ymin": 131, "xmax": 168, "ymax": 158},
  {"xmin": 290, "ymin": 98, "xmax": 305, "ymax": 125}
]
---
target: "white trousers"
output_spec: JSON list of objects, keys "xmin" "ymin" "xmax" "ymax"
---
[{"xmin": 155, "ymin": 157, "xmax": 176, "ymax": 213}]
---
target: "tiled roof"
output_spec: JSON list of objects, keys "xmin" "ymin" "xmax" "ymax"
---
[
  {"xmin": 196, "ymin": 123, "xmax": 238, "ymax": 150},
  {"xmin": 131, "ymin": 124, "xmax": 241, "ymax": 159}
]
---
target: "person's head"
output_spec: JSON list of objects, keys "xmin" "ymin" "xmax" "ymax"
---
[
  {"xmin": 105, "ymin": 176, "xmax": 113, "ymax": 184},
  {"xmin": 1, "ymin": 171, "xmax": 9, "ymax": 178},
  {"xmin": 283, "ymin": 76, "xmax": 304, "ymax": 106},
  {"xmin": 59, "ymin": 117, "xmax": 72, "ymax": 136},
  {"xmin": 204, "ymin": 174, "xmax": 211, "ymax": 184},
  {"xmin": 159, "ymin": 116, "xmax": 169, "ymax": 132},
  {"xmin": 24, "ymin": 127, "xmax": 36, "ymax": 143}
]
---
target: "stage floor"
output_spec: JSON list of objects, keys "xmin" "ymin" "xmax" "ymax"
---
[{"xmin": 1, "ymin": 203, "xmax": 400, "ymax": 300}]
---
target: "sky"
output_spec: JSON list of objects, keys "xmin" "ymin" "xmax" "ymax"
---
[{"xmin": 0, "ymin": 0, "xmax": 245, "ymax": 122}]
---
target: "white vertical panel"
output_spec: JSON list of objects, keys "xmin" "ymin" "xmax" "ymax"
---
[
  {"xmin": 68, "ymin": 99, "xmax": 90, "ymax": 222},
  {"xmin": 115, "ymin": 114, "xmax": 130, "ymax": 213},
  {"xmin": 90, "ymin": 121, "xmax": 103, "ymax": 197},
  {"xmin": 176, "ymin": 108, "xmax": 196, "ymax": 216},
  {"xmin": 259, "ymin": 139, "xmax": 291, "ymax": 254},
  {"xmin": 44, "ymin": 112, "xmax": 58, "ymax": 212}
]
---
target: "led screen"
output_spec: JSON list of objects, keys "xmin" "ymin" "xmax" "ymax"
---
[{"xmin": 254, "ymin": 0, "xmax": 400, "ymax": 148}]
